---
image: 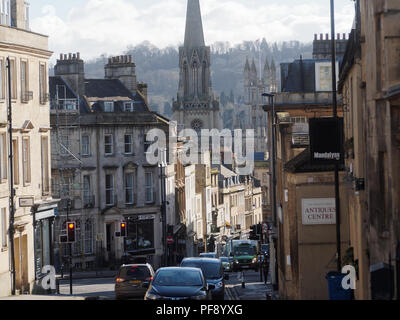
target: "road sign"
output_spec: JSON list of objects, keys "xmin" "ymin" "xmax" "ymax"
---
[
  {"xmin": 166, "ymin": 235, "xmax": 174, "ymax": 245},
  {"xmin": 262, "ymin": 222, "xmax": 268, "ymax": 234}
]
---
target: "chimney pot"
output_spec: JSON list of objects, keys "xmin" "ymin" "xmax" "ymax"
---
[
  {"xmin": 326, "ymin": 33, "xmax": 329, "ymax": 40},
  {"xmin": 60, "ymin": 53, "xmax": 63, "ymax": 60},
  {"xmin": 77, "ymin": 52, "xmax": 80, "ymax": 59},
  {"xmin": 314, "ymin": 34, "xmax": 317, "ymax": 40},
  {"xmin": 343, "ymin": 33, "xmax": 346, "ymax": 40},
  {"xmin": 320, "ymin": 33, "xmax": 323, "ymax": 40},
  {"xmin": 68, "ymin": 53, "xmax": 72, "ymax": 60},
  {"xmin": 73, "ymin": 53, "xmax": 76, "ymax": 59},
  {"xmin": 337, "ymin": 33, "xmax": 340, "ymax": 40}
]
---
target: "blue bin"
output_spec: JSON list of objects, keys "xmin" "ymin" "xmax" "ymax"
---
[{"xmin": 325, "ymin": 271, "xmax": 352, "ymax": 300}]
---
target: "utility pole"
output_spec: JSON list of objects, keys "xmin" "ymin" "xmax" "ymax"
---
[
  {"xmin": 330, "ymin": 0, "xmax": 342, "ymax": 272},
  {"xmin": 7, "ymin": 57, "xmax": 16, "ymax": 296}
]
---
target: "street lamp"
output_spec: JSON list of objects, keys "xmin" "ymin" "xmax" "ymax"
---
[
  {"xmin": 261, "ymin": 93, "xmax": 277, "ymax": 228},
  {"xmin": 261, "ymin": 92, "xmax": 278, "ymax": 291}
]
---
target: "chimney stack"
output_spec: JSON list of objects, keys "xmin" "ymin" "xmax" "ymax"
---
[
  {"xmin": 104, "ymin": 55, "xmax": 137, "ymax": 94},
  {"xmin": 55, "ymin": 52, "xmax": 85, "ymax": 97}
]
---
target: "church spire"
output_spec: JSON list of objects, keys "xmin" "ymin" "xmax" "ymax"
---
[{"xmin": 184, "ymin": 0, "xmax": 205, "ymax": 48}]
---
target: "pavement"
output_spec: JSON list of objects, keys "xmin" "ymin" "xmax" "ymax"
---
[
  {"xmin": 56, "ymin": 269, "xmax": 117, "ymax": 280},
  {"xmin": 0, "ymin": 294, "xmax": 86, "ymax": 300}
]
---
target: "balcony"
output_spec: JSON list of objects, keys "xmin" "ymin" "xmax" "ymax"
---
[{"xmin": 21, "ymin": 91, "xmax": 33, "ymax": 103}]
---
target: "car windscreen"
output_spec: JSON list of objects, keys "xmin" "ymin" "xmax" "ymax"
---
[
  {"xmin": 153, "ymin": 269, "xmax": 203, "ymax": 287},
  {"xmin": 181, "ymin": 261, "xmax": 222, "ymax": 280},
  {"xmin": 200, "ymin": 253, "xmax": 216, "ymax": 258},
  {"xmin": 234, "ymin": 246, "xmax": 255, "ymax": 256},
  {"xmin": 119, "ymin": 266, "xmax": 151, "ymax": 280}
]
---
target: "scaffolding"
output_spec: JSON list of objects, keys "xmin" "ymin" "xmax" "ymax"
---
[{"xmin": 51, "ymin": 84, "xmax": 92, "ymax": 271}]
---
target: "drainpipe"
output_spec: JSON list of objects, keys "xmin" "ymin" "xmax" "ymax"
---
[{"xmin": 7, "ymin": 57, "xmax": 16, "ymax": 295}]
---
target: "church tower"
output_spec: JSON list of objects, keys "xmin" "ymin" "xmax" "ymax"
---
[{"xmin": 173, "ymin": 0, "xmax": 221, "ymax": 132}]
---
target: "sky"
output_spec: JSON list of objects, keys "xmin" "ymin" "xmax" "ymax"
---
[{"xmin": 30, "ymin": 0, "xmax": 356, "ymax": 63}]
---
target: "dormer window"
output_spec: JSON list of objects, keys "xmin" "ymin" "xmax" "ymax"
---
[
  {"xmin": 104, "ymin": 101, "xmax": 114, "ymax": 112},
  {"xmin": 124, "ymin": 102, "xmax": 134, "ymax": 112}
]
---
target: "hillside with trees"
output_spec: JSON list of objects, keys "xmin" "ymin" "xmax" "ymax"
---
[{"xmin": 78, "ymin": 38, "xmax": 313, "ymax": 118}]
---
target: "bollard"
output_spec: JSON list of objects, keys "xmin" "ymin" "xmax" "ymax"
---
[{"xmin": 241, "ymin": 271, "xmax": 245, "ymax": 288}]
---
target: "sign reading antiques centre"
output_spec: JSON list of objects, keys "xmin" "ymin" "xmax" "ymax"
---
[
  {"xmin": 309, "ymin": 118, "xmax": 344, "ymax": 164},
  {"xmin": 302, "ymin": 198, "xmax": 336, "ymax": 225}
]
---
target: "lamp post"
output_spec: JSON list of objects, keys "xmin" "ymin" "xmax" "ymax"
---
[
  {"xmin": 330, "ymin": 0, "xmax": 342, "ymax": 272},
  {"xmin": 261, "ymin": 92, "xmax": 278, "ymax": 291},
  {"xmin": 261, "ymin": 93, "xmax": 277, "ymax": 227}
]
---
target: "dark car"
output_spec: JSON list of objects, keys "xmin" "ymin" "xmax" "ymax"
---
[
  {"xmin": 180, "ymin": 258, "xmax": 229, "ymax": 300},
  {"xmin": 144, "ymin": 267, "xmax": 213, "ymax": 300},
  {"xmin": 260, "ymin": 244, "xmax": 269, "ymax": 256},
  {"xmin": 115, "ymin": 264, "xmax": 154, "ymax": 300},
  {"xmin": 199, "ymin": 252, "xmax": 217, "ymax": 258}
]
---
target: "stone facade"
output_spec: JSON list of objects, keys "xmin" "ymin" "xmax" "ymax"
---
[
  {"xmin": 0, "ymin": 0, "xmax": 56, "ymax": 297},
  {"xmin": 50, "ymin": 54, "xmax": 170, "ymax": 270},
  {"xmin": 339, "ymin": 0, "xmax": 400, "ymax": 300}
]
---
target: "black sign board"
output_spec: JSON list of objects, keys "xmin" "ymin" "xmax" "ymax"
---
[{"xmin": 309, "ymin": 117, "xmax": 344, "ymax": 165}]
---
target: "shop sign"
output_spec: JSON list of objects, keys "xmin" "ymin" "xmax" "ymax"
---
[
  {"xmin": 302, "ymin": 198, "xmax": 336, "ymax": 225},
  {"xmin": 309, "ymin": 118, "xmax": 344, "ymax": 165}
]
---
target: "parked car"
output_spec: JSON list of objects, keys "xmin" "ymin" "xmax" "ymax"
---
[
  {"xmin": 219, "ymin": 256, "xmax": 232, "ymax": 272},
  {"xmin": 199, "ymin": 252, "xmax": 217, "ymax": 258},
  {"xmin": 115, "ymin": 264, "xmax": 154, "ymax": 300},
  {"xmin": 144, "ymin": 267, "xmax": 214, "ymax": 300},
  {"xmin": 180, "ymin": 258, "xmax": 229, "ymax": 300}
]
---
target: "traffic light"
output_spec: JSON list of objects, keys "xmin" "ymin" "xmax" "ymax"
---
[
  {"xmin": 67, "ymin": 222, "xmax": 76, "ymax": 242},
  {"xmin": 256, "ymin": 223, "xmax": 262, "ymax": 235},
  {"xmin": 249, "ymin": 225, "xmax": 257, "ymax": 240},
  {"xmin": 120, "ymin": 222, "xmax": 127, "ymax": 237}
]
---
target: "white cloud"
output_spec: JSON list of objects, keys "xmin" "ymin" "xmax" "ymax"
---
[{"xmin": 31, "ymin": 0, "xmax": 355, "ymax": 63}]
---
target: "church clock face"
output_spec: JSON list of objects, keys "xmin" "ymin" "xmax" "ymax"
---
[{"xmin": 191, "ymin": 119, "xmax": 203, "ymax": 131}]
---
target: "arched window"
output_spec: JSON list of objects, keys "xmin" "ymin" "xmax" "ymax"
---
[
  {"xmin": 192, "ymin": 61, "xmax": 198, "ymax": 96},
  {"xmin": 202, "ymin": 61, "xmax": 207, "ymax": 95},
  {"xmin": 183, "ymin": 61, "xmax": 189, "ymax": 96}
]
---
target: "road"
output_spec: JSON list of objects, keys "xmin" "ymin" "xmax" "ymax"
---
[{"xmin": 58, "ymin": 269, "xmax": 272, "ymax": 300}]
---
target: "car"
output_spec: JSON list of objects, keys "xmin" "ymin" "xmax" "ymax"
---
[
  {"xmin": 219, "ymin": 256, "xmax": 232, "ymax": 272},
  {"xmin": 180, "ymin": 257, "xmax": 229, "ymax": 300},
  {"xmin": 144, "ymin": 267, "xmax": 214, "ymax": 300},
  {"xmin": 115, "ymin": 264, "xmax": 154, "ymax": 300},
  {"xmin": 260, "ymin": 244, "xmax": 269, "ymax": 256},
  {"xmin": 199, "ymin": 252, "xmax": 217, "ymax": 258}
]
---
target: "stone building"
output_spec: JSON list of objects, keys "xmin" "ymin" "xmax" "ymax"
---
[
  {"xmin": 172, "ymin": 0, "xmax": 221, "ymax": 132},
  {"xmin": 270, "ymin": 34, "xmax": 350, "ymax": 299},
  {"xmin": 0, "ymin": 0, "xmax": 57, "ymax": 297},
  {"xmin": 50, "ymin": 53, "xmax": 171, "ymax": 270},
  {"xmin": 339, "ymin": 0, "xmax": 400, "ymax": 300}
]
